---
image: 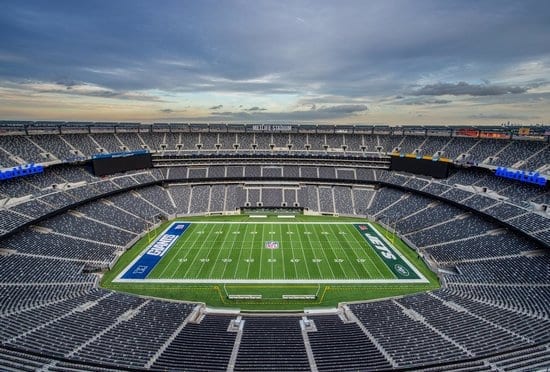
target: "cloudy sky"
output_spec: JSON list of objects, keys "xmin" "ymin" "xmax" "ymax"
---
[{"xmin": 0, "ymin": 0, "xmax": 549, "ymax": 124}]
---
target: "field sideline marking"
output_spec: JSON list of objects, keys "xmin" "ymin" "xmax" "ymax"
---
[
  {"xmin": 184, "ymin": 221, "xmax": 370, "ymax": 224},
  {"xmin": 115, "ymin": 278, "xmax": 429, "ymax": 284}
]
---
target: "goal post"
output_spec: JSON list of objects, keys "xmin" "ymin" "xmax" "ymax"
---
[{"xmin": 143, "ymin": 213, "xmax": 165, "ymax": 243}]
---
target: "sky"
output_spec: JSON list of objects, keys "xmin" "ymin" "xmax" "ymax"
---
[{"xmin": 0, "ymin": 0, "xmax": 549, "ymax": 125}]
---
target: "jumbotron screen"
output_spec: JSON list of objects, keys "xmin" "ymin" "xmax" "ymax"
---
[
  {"xmin": 92, "ymin": 151, "xmax": 152, "ymax": 176},
  {"xmin": 390, "ymin": 155, "xmax": 450, "ymax": 178}
]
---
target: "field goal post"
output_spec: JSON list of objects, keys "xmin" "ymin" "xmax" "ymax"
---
[{"xmin": 144, "ymin": 214, "xmax": 165, "ymax": 243}]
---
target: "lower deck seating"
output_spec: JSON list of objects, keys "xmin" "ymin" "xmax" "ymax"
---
[
  {"xmin": 308, "ymin": 315, "xmax": 391, "ymax": 371},
  {"xmin": 234, "ymin": 317, "xmax": 311, "ymax": 372},
  {"xmin": 152, "ymin": 315, "xmax": 236, "ymax": 371}
]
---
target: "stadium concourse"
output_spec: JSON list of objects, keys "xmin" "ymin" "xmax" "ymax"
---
[{"xmin": 0, "ymin": 122, "xmax": 548, "ymax": 371}]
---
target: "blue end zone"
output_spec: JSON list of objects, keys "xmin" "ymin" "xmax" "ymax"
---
[{"xmin": 121, "ymin": 222, "xmax": 190, "ymax": 280}]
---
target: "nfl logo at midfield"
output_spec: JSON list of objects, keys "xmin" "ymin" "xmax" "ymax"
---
[{"xmin": 265, "ymin": 241, "xmax": 279, "ymax": 249}]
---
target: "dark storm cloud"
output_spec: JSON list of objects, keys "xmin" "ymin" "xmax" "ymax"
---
[
  {"xmin": 0, "ymin": 0, "xmax": 549, "ymax": 121},
  {"xmin": 55, "ymin": 79, "xmax": 80, "ymax": 88},
  {"xmin": 412, "ymin": 82, "xmax": 528, "ymax": 96},
  {"xmin": 207, "ymin": 104, "xmax": 367, "ymax": 121},
  {"xmin": 209, "ymin": 105, "xmax": 223, "ymax": 110},
  {"xmin": 209, "ymin": 111, "xmax": 252, "ymax": 119},
  {"xmin": 467, "ymin": 113, "xmax": 540, "ymax": 120},
  {"xmin": 314, "ymin": 104, "xmax": 368, "ymax": 114},
  {"xmin": 9, "ymin": 80, "xmax": 164, "ymax": 101},
  {"xmin": 396, "ymin": 98, "xmax": 452, "ymax": 105},
  {"xmin": 244, "ymin": 106, "xmax": 267, "ymax": 111}
]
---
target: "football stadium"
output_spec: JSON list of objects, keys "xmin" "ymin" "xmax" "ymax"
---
[
  {"xmin": 0, "ymin": 122, "xmax": 548, "ymax": 371},
  {"xmin": 2, "ymin": 0, "xmax": 550, "ymax": 370}
]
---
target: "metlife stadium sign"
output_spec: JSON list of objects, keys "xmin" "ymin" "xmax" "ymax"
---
[
  {"xmin": 0, "ymin": 163, "xmax": 44, "ymax": 181},
  {"xmin": 252, "ymin": 124, "xmax": 293, "ymax": 132},
  {"xmin": 495, "ymin": 167, "xmax": 547, "ymax": 187}
]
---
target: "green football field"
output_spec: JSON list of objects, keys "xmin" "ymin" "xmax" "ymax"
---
[{"xmin": 103, "ymin": 215, "xmax": 438, "ymax": 310}]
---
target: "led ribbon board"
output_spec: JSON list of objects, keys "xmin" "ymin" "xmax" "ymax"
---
[
  {"xmin": 0, "ymin": 163, "xmax": 44, "ymax": 181},
  {"xmin": 495, "ymin": 167, "xmax": 547, "ymax": 187},
  {"xmin": 91, "ymin": 149, "xmax": 149, "ymax": 160}
]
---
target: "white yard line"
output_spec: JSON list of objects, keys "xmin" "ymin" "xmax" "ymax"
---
[
  {"xmin": 232, "ymin": 224, "xmax": 247, "ymax": 279},
  {"xmin": 256, "ymin": 226, "xmax": 265, "ymax": 277},
  {"xmin": 329, "ymin": 224, "xmax": 362, "ymax": 279},
  {"xmin": 324, "ymin": 225, "xmax": 350, "ymax": 279},
  {"xmin": 313, "ymin": 225, "xmax": 338, "ymax": 280},
  {"xmin": 279, "ymin": 223, "xmax": 287, "ymax": 279},
  {"xmin": 207, "ymin": 226, "xmax": 233, "ymax": 279},
  {"xmin": 270, "ymin": 223, "xmax": 275, "ymax": 280},
  {"xmin": 179, "ymin": 226, "xmax": 215, "ymax": 278},
  {"xmin": 253, "ymin": 225, "xmax": 261, "ymax": 280},
  {"xmin": 159, "ymin": 225, "xmax": 202, "ymax": 278},
  {"xmin": 331, "ymin": 226, "xmax": 362, "ymax": 278},
  {"xmin": 193, "ymin": 224, "xmax": 224, "ymax": 277},
  {"xmin": 218, "ymin": 227, "xmax": 238, "ymax": 279},
  {"xmin": 300, "ymin": 228, "xmax": 317, "ymax": 277},
  {"xmin": 294, "ymin": 224, "xmax": 313, "ymax": 280}
]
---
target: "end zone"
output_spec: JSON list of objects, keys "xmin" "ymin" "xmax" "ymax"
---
[
  {"xmin": 115, "ymin": 222, "xmax": 190, "ymax": 281},
  {"xmin": 354, "ymin": 223, "xmax": 427, "ymax": 282}
]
